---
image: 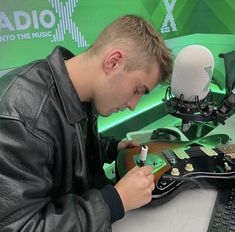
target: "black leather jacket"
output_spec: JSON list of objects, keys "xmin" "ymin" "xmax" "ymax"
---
[{"xmin": 0, "ymin": 47, "xmax": 124, "ymax": 231}]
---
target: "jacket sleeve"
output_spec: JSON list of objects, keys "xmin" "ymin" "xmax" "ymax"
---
[
  {"xmin": 99, "ymin": 134, "xmax": 120, "ymax": 163},
  {"xmin": 0, "ymin": 119, "xmax": 111, "ymax": 232}
]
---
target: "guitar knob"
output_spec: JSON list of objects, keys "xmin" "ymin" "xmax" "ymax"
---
[
  {"xmin": 171, "ymin": 168, "xmax": 180, "ymax": 176},
  {"xmin": 185, "ymin": 163, "xmax": 194, "ymax": 172},
  {"xmin": 224, "ymin": 162, "xmax": 232, "ymax": 171}
]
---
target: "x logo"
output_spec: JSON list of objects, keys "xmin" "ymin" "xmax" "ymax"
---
[
  {"xmin": 203, "ymin": 66, "xmax": 213, "ymax": 91},
  {"xmin": 161, "ymin": 0, "xmax": 177, "ymax": 33},
  {"xmin": 48, "ymin": 0, "xmax": 88, "ymax": 48}
]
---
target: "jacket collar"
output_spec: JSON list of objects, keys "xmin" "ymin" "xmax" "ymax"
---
[{"xmin": 47, "ymin": 46, "xmax": 87, "ymax": 124}]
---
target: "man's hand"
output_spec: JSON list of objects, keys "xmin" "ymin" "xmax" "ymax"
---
[
  {"xmin": 114, "ymin": 165, "xmax": 155, "ymax": 211},
  {"xmin": 117, "ymin": 140, "xmax": 139, "ymax": 151}
]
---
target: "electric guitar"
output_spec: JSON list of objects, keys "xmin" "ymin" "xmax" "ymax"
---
[{"xmin": 117, "ymin": 134, "xmax": 235, "ymax": 205}]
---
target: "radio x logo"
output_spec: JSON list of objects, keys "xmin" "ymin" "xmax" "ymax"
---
[
  {"xmin": 161, "ymin": 0, "xmax": 177, "ymax": 33},
  {"xmin": 48, "ymin": 0, "xmax": 88, "ymax": 48}
]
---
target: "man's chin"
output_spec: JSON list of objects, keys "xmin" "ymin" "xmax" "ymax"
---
[
  {"xmin": 99, "ymin": 110, "xmax": 117, "ymax": 117},
  {"xmin": 99, "ymin": 111, "xmax": 112, "ymax": 117}
]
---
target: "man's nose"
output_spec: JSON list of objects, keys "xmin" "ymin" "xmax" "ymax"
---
[{"xmin": 127, "ymin": 95, "xmax": 141, "ymax": 111}]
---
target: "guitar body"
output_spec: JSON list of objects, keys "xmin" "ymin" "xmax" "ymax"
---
[{"xmin": 117, "ymin": 134, "xmax": 235, "ymax": 205}]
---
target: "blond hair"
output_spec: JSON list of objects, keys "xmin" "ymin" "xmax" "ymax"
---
[{"xmin": 87, "ymin": 15, "xmax": 173, "ymax": 82}]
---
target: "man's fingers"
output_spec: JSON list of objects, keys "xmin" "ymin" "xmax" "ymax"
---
[
  {"xmin": 138, "ymin": 165, "xmax": 153, "ymax": 176},
  {"xmin": 150, "ymin": 183, "xmax": 155, "ymax": 191},
  {"xmin": 146, "ymin": 173, "xmax": 154, "ymax": 183}
]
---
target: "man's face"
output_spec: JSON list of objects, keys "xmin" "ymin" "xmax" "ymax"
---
[{"xmin": 93, "ymin": 63, "xmax": 160, "ymax": 117}]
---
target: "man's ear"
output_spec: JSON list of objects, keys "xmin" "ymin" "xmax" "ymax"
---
[{"xmin": 103, "ymin": 50, "xmax": 125, "ymax": 75}]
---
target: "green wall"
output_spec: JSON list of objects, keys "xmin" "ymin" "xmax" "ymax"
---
[
  {"xmin": 1, "ymin": 0, "xmax": 235, "ymax": 70},
  {"xmin": 0, "ymin": 0, "xmax": 170, "ymax": 70}
]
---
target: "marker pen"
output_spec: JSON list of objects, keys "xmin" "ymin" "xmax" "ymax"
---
[{"xmin": 139, "ymin": 145, "xmax": 148, "ymax": 167}]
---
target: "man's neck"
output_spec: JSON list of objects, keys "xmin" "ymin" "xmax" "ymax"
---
[{"xmin": 65, "ymin": 53, "xmax": 100, "ymax": 102}]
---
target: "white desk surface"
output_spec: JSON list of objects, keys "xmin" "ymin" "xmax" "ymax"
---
[
  {"xmin": 113, "ymin": 114, "xmax": 235, "ymax": 232},
  {"xmin": 113, "ymin": 189, "xmax": 217, "ymax": 232}
]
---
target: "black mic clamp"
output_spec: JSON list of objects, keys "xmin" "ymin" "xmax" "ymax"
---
[
  {"xmin": 215, "ymin": 92, "xmax": 235, "ymax": 124},
  {"xmin": 164, "ymin": 86, "xmax": 235, "ymax": 129}
]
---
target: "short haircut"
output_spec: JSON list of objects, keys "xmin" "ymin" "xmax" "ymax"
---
[{"xmin": 87, "ymin": 15, "xmax": 173, "ymax": 82}]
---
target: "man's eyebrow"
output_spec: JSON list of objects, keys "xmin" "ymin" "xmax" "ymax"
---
[{"xmin": 143, "ymin": 85, "xmax": 150, "ymax": 95}]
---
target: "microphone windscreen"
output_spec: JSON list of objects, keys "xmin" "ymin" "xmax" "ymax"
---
[{"xmin": 171, "ymin": 45, "xmax": 214, "ymax": 101}]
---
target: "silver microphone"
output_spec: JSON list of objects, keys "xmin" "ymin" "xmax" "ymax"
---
[
  {"xmin": 165, "ymin": 45, "xmax": 215, "ymax": 132},
  {"xmin": 171, "ymin": 45, "xmax": 214, "ymax": 102}
]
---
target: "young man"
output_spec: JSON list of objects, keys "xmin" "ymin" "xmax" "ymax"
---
[{"xmin": 0, "ymin": 15, "xmax": 172, "ymax": 231}]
